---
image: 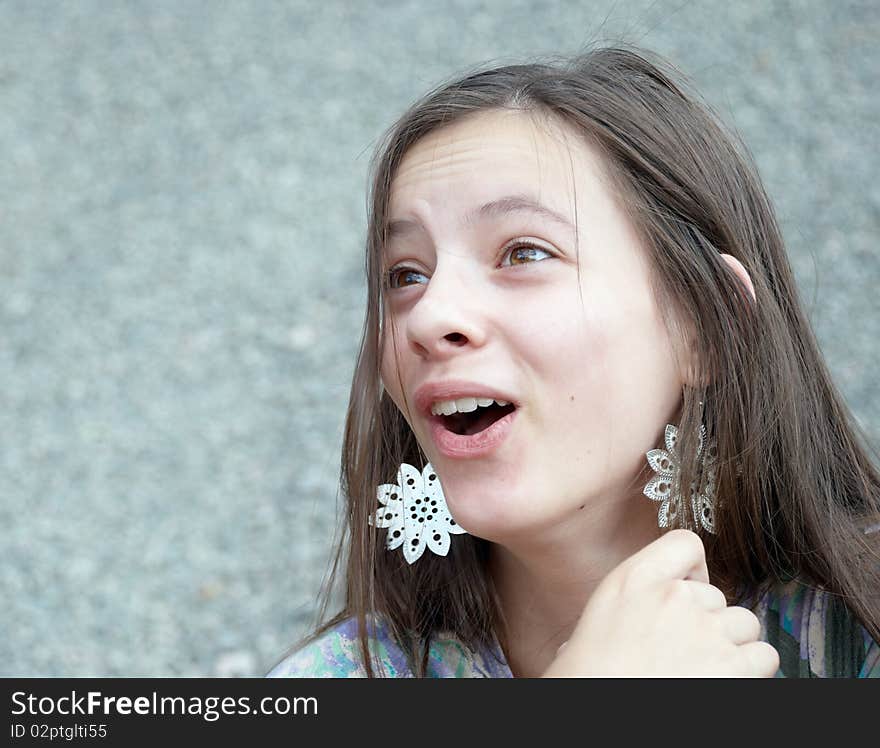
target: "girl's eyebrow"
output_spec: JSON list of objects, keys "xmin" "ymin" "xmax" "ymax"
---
[{"xmin": 386, "ymin": 193, "xmax": 575, "ymax": 239}]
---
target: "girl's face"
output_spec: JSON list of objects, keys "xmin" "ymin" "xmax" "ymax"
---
[{"xmin": 380, "ymin": 109, "xmax": 684, "ymax": 543}]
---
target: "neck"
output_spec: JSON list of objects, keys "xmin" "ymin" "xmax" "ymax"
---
[{"xmin": 489, "ymin": 491, "xmax": 661, "ymax": 677}]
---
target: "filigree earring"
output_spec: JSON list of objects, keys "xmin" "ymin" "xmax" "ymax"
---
[
  {"xmin": 369, "ymin": 462, "xmax": 467, "ymax": 564},
  {"xmin": 643, "ymin": 424, "xmax": 717, "ymax": 533}
]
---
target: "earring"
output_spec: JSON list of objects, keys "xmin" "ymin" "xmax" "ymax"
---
[
  {"xmin": 643, "ymin": 424, "xmax": 717, "ymax": 533},
  {"xmin": 369, "ymin": 462, "xmax": 467, "ymax": 564}
]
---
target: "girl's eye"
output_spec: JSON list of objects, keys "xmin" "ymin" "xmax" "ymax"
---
[
  {"xmin": 387, "ymin": 267, "xmax": 429, "ymax": 289},
  {"xmin": 501, "ymin": 243, "xmax": 553, "ymax": 266},
  {"xmin": 385, "ymin": 242, "xmax": 553, "ymax": 289}
]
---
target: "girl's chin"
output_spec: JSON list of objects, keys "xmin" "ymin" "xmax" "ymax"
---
[
  {"xmin": 448, "ymin": 491, "xmax": 602, "ymax": 548},
  {"xmin": 445, "ymin": 498, "xmax": 545, "ymax": 544}
]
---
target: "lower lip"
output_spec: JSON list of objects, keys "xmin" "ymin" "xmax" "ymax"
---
[{"xmin": 428, "ymin": 409, "xmax": 517, "ymax": 459}]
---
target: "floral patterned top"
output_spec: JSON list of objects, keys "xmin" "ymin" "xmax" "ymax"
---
[{"xmin": 266, "ymin": 580, "xmax": 879, "ymax": 678}]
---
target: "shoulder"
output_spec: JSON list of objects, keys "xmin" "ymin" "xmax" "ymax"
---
[
  {"xmin": 749, "ymin": 579, "xmax": 879, "ymax": 678},
  {"xmin": 266, "ymin": 617, "xmax": 416, "ymax": 678},
  {"xmin": 425, "ymin": 632, "xmax": 512, "ymax": 678},
  {"xmin": 266, "ymin": 617, "xmax": 511, "ymax": 678}
]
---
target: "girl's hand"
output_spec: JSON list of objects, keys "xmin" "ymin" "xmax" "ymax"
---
[{"xmin": 542, "ymin": 529, "xmax": 780, "ymax": 677}]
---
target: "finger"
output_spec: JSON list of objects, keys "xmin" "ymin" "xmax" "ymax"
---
[
  {"xmin": 681, "ymin": 580, "xmax": 727, "ymax": 610},
  {"xmin": 717, "ymin": 605, "xmax": 761, "ymax": 644},
  {"xmin": 738, "ymin": 640, "xmax": 780, "ymax": 678},
  {"xmin": 627, "ymin": 529, "xmax": 709, "ymax": 584}
]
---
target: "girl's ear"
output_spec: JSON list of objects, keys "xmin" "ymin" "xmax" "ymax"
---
[
  {"xmin": 680, "ymin": 254, "xmax": 757, "ymax": 388},
  {"xmin": 720, "ymin": 253, "xmax": 756, "ymax": 304}
]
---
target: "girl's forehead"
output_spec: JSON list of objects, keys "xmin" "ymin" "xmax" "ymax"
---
[{"xmin": 388, "ymin": 110, "xmax": 596, "ymax": 213}]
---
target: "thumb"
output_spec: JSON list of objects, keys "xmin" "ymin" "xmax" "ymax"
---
[{"xmin": 627, "ymin": 529, "xmax": 710, "ymax": 584}]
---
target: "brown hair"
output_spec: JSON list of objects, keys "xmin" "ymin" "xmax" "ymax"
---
[{"xmin": 302, "ymin": 45, "xmax": 880, "ymax": 676}]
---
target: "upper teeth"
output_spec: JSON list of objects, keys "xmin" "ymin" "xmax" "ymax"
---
[{"xmin": 431, "ymin": 397, "xmax": 510, "ymax": 416}]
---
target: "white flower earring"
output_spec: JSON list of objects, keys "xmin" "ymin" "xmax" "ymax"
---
[
  {"xmin": 643, "ymin": 424, "xmax": 717, "ymax": 533},
  {"xmin": 370, "ymin": 462, "xmax": 467, "ymax": 564}
]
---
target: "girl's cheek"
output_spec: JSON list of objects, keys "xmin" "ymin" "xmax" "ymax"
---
[{"xmin": 379, "ymin": 336, "xmax": 410, "ymax": 404}]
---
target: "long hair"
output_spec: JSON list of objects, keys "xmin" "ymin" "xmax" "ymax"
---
[{"xmin": 307, "ymin": 45, "xmax": 880, "ymax": 676}]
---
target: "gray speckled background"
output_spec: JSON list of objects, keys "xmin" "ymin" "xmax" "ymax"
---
[{"xmin": 1, "ymin": 0, "xmax": 877, "ymax": 676}]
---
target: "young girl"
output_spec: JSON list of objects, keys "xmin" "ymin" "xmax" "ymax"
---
[{"xmin": 269, "ymin": 45, "xmax": 880, "ymax": 677}]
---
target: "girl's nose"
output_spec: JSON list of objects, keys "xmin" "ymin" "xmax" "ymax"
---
[{"xmin": 403, "ymin": 265, "xmax": 487, "ymax": 360}]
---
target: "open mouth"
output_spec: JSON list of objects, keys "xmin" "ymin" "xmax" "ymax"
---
[{"xmin": 439, "ymin": 402, "xmax": 517, "ymax": 436}]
